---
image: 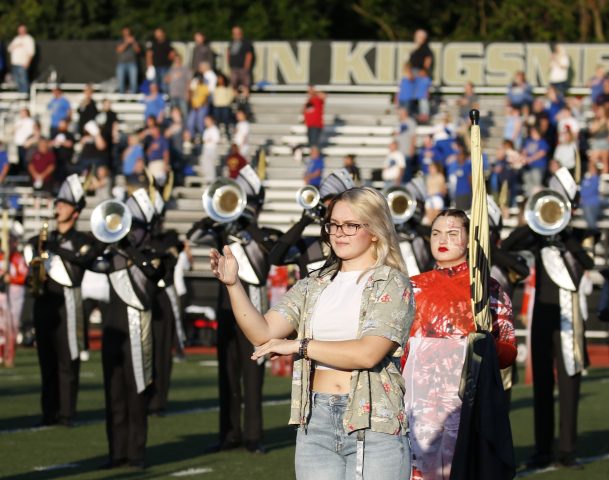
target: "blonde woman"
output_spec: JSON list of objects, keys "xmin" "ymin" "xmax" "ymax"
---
[{"xmin": 211, "ymin": 187, "xmax": 414, "ymax": 479}]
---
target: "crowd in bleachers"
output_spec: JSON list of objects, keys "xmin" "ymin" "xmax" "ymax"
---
[{"xmin": 0, "ymin": 24, "xmax": 607, "ymax": 237}]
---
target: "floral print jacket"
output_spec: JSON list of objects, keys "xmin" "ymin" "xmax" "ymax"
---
[{"xmin": 270, "ymin": 264, "xmax": 414, "ymax": 434}]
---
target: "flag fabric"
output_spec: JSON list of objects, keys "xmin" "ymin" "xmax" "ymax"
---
[{"xmin": 468, "ymin": 110, "xmax": 493, "ymax": 332}]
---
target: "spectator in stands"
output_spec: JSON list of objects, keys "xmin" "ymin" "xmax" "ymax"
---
[
  {"xmin": 594, "ymin": 77, "xmax": 609, "ymax": 109},
  {"xmin": 116, "ymin": 27, "xmax": 141, "ymax": 94},
  {"xmin": 227, "ymin": 26, "xmax": 254, "ymax": 95},
  {"xmin": 78, "ymin": 121, "xmax": 109, "ymax": 193},
  {"xmin": 0, "ymin": 143, "xmax": 9, "ymax": 184},
  {"xmin": 545, "ymin": 86, "xmax": 566, "ymax": 127},
  {"xmin": 77, "ymin": 84, "xmax": 98, "ymax": 136},
  {"xmin": 450, "ymin": 143, "xmax": 472, "ymax": 210},
  {"xmin": 417, "ymin": 134, "xmax": 437, "ymax": 175},
  {"xmin": 521, "ymin": 125, "xmax": 549, "ymax": 196},
  {"xmin": 146, "ymin": 124, "xmax": 170, "ymax": 185},
  {"xmin": 580, "ymin": 160, "xmax": 602, "ymax": 230},
  {"xmin": 213, "ymin": 74, "xmax": 235, "ymax": 137},
  {"xmin": 200, "ymin": 115, "xmax": 220, "ymax": 182},
  {"xmin": 507, "ymin": 71, "xmax": 533, "ymax": 112},
  {"xmin": 51, "ymin": 119, "xmax": 75, "ymax": 182},
  {"xmin": 409, "ymin": 29, "xmax": 433, "ymax": 77},
  {"xmin": 23, "ymin": 120, "xmax": 42, "ymax": 164},
  {"xmin": 164, "ymin": 106, "xmax": 186, "ymax": 183},
  {"xmin": 165, "ymin": 53, "xmax": 191, "ymax": 120},
  {"xmin": 303, "ymin": 85, "xmax": 325, "ymax": 147},
  {"xmin": 396, "ymin": 62, "xmax": 416, "ymax": 115},
  {"xmin": 122, "ymin": 133, "xmax": 145, "ymax": 186},
  {"xmin": 187, "ymin": 71, "xmax": 210, "ymax": 140},
  {"xmin": 146, "ymin": 27, "xmax": 174, "ymax": 93},
  {"xmin": 192, "ymin": 32, "xmax": 214, "ymax": 72},
  {"xmin": 414, "ymin": 68, "xmax": 432, "ymax": 124},
  {"xmin": 144, "ymin": 82, "xmax": 166, "ymax": 124},
  {"xmin": 13, "ymin": 107, "xmax": 35, "ymax": 174},
  {"xmin": 224, "ymin": 143, "xmax": 248, "ymax": 178},
  {"xmin": 7, "ymin": 25, "xmax": 35, "ymax": 94},
  {"xmin": 495, "ymin": 139, "xmax": 524, "ymax": 207},
  {"xmin": 552, "ymin": 127, "xmax": 577, "ymax": 174},
  {"xmin": 198, "ymin": 61, "xmax": 217, "ymax": 96},
  {"xmin": 588, "ymin": 65, "xmax": 606, "ymax": 106},
  {"xmin": 98, "ymin": 99, "xmax": 120, "ymax": 174},
  {"xmin": 382, "ymin": 141, "xmax": 405, "ymax": 188},
  {"xmin": 424, "ymin": 161, "xmax": 447, "ymax": 224},
  {"xmin": 395, "ymin": 107, "xmax": 417, "ymax": 182},
  {"xmin": 234, "ymin": 109, "xmax": 250, "ymax": 157},
  {"xmin": 503, "ymin": 105, "xmax": 524, "ymax": 150},
  {"xmin": 304, "ymin": 145, "xmax": 324, "ymax": 188},
  {"xmin": 587, "ymin": 106, "xmax": 609, "ymax": 174},
  {"xmin": 456, "ymin": 81, "xmax": 479, "ymax": 142},
  {"xmin": 343, "ymin": 154, "xmax": 361, "ymax": 184},
  {"xmin": 47, "ymin": 86, "xmax": 72, "ymax": 138},
  {"xmin": 549, "ymin": 44, "xmax": 570, "ymax": 97},
  {"xmin": 28, "ymin": 137, "xmax": 56, "ymax": 191}
]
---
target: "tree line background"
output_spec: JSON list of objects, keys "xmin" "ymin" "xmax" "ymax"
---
[{"xmin": 1, "ymin": 0, "xmax": 608, "ymax": 43}]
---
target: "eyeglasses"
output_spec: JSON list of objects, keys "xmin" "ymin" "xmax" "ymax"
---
[{"xmin": 323, "ymin": 222, "xmax": 368, "ymax": 236}]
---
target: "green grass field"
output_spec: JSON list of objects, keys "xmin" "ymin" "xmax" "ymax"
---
[{"xmin": 1, "ymin": 349, "xmax": 608, "ymax": 479}]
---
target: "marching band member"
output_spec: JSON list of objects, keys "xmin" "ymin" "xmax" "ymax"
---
[
  {"xmin": 188, "ymin": 165, "xmax": 281, "ymax": 454},
  {"xmin": 502, "ymin": 169, "xmax": 593, "ymax": 470},
  {"xmin": 96, "ymin": 188, "xmax": 166, "ymax": 469},
  {"xmin": 26, "ymin": 174, "xmax": 99, "ymax": 426}
]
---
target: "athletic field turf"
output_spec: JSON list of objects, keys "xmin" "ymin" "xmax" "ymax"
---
[{"xmin": 1, "ymin": 349, "xmax": 608, "ymax": 479}]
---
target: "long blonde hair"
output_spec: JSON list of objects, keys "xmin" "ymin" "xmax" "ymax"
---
[{"xmin": 320, "ymin": 187, "xmax": 408, "ymax": 275}]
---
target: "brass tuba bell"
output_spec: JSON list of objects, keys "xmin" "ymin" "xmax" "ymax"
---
[
  {"xmin": 383, "ymin": 186, "xmax": 417, "ymax": 225},
  {"xmin": 524, "ymin": 189, "xmax": 571, "ymax": 236},
  {"xmin": 90, "ymin": 199, "xmax": 133, "ymax": 243},
  {"xmin": 202, "ymin": 177, "xmax": 247, "ymax": 223},
  {"xmin": 296, "ymin": 185, "xmax": 321, "ymax": 210}
]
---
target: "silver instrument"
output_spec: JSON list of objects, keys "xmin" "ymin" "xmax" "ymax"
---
[
  {"xmin": 296, "ymin": 185, "xmax": 321, "ymax": 210},
  {"xmin": 525, "ymin": 189, "xmax": 571, "ymax": 236},
  {"xmin": 202, "ymin": 178, "xmax": 247, "ymax": 223},
  {"xmin": 90, "ymin": 200, "xmax": 133, "ymax": 243},
  {"xmin": 383, "ymin": 186, "xmax": 417, "ymax": 225}
]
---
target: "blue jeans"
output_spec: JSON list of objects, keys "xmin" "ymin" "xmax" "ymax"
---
[
  {"xmin": 295, "ymin": 392, "xmax": 410, "ymax": 480},
  {"xmin": 12, "ymin": 65, "xmax": 29, "ymax": 93},
  {"xmin": 155, "ymin": 66, "xmax": 170, "ymax": 94},
  {"xmin": 187, "ymin": 106, "xmax": 209, "ymax": 138},
  {"xmin": 116, "ymin": 62, "xmax": 138, "ymax": 93}
]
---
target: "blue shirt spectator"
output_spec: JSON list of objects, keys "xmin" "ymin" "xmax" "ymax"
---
[
  {"xmin": 144, "ymin": 83, "xmax": 166, "ymax": 123},
  {"xmin": 507, "ymin": 71, "xmax": 533, "ymax": 108},
  {"xmin": 580, "ymin": 173, "xmax": 600, "ymax": 207},
  {"xmin": 47, "ymin": 89, "xmax": 71, "ymax": 132},
  {"xmin": 147, "ymin": 134, "xmax": 169, "ymax": 162},
  {"xmin": 523, "ymin": 136, "xmax": 549, "ymax": 170},
  {"xmin": 0, "ymin": 148, "xmax": 9, "ymax": 181},
  {"xmin": 304, "ymin": 147, "xmax": 324, "ymax": 188},
  {"xmin": 123, "ymin": 143, "xmax": 144, "ymax": 175},
  {"xmin": 454, "ymin": 159, "xmax": 472, "ymax": 196}
]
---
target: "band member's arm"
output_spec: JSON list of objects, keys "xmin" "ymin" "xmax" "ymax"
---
[
  {"xmin": 267, "ymin": 214, "xmax": 313, "ymax": 266},
  {"xmin": 501, "ymin": 225, "xmax": 536, "ymax": 252},
  {"xmin": 562, "ymin": 231, "xmax": 595, "ymax": 270}
]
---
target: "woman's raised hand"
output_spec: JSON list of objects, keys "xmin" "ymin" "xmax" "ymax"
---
[{"xmin": 210, "ymin": 245, "xmax": 239, "ymax": 286}]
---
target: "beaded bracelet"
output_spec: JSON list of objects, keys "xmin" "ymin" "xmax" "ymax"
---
[{"xmin": 299, "ymin": 338, "xmax": 310, "ymax": 360}]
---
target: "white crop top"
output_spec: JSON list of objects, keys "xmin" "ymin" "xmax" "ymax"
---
[{"xmin": 311, "ymin": 269, "xmax": 371, "ymax": 371}]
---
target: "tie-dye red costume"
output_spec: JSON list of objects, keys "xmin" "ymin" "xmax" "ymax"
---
[{"xmin": 402, "ymin": 261, "xmax": 516, "ymax": 480}]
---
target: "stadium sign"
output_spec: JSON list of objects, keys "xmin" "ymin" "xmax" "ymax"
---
[{"xmin": 36, "ymin": 41, "xmax": 609, "ymax": 87}]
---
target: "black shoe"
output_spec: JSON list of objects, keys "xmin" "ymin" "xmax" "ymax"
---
[
  {"xmin": 203, "ymin": 439, "xmax": 241, "ymax": 454},
  {"xmin": 98, "ymin": 459, "xmax": 128, "ymax": 470},
  {"xmin": 34, "ymin": 417, "xmax": 57, "ymax": 428},
  {"xmin": 127, "ymin": 460, "xmax": 145, "ymax": 470},
  {"xmin": 521, "ymin": 453, "xmax": 553, "ymax": 470},
  {"xmin": 57, "ymin": 417, "xmax": 74, "ymax": 427},
  {"xmin": 557, "ymin": 453, "xmax": 584, "ymax": 470},
  {"xmin": 245, "ymin": 442, "xmax": 267, "ymax": 455}
]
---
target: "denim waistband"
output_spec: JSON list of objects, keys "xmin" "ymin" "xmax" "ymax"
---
[{"xmin": 311, "ymin": 391, "xmax": 350, "ymax": 406}]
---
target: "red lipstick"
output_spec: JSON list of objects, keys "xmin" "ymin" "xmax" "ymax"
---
[{"xmin": 438, "ymin": 246, "xmax": 448, "ymax": 252}]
